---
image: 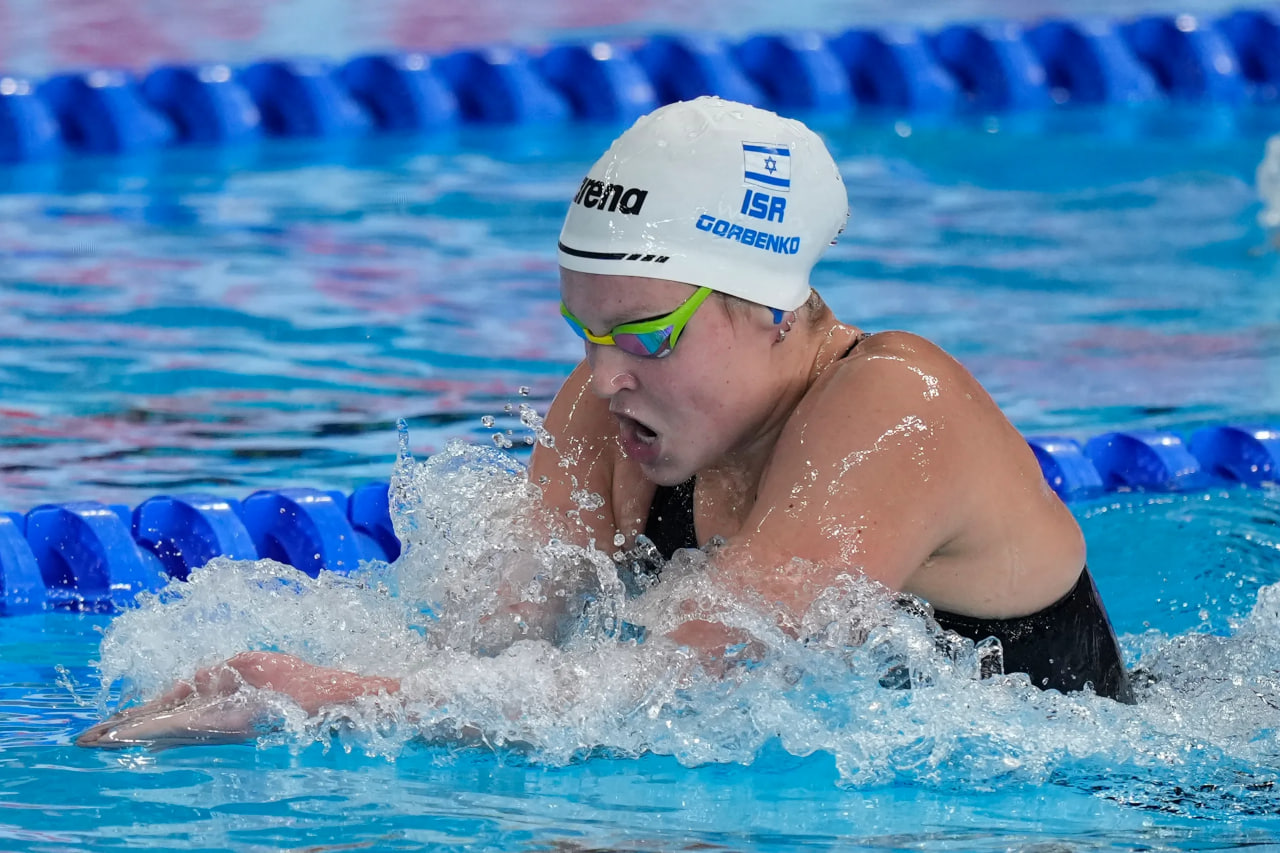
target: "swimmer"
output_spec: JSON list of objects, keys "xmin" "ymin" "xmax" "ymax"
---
[{"xmin": 78, "ymin": 97, "xmax": 1131, "ymax": 749}]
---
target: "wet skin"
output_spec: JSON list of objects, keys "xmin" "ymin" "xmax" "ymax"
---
[
  {"xmin": 543, "ymin": 272, "xmax": 1086, "ymax": 624},
  {"xmin": 79, "ymin": 272, "xmax": 1086, "ymax": 748}
]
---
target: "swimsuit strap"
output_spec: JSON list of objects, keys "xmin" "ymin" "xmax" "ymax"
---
[
  {"xmin": 843, "ymin": 331, "xmax": 868, "ymax": 358},
  {"xmin": 644, "ymin": 477, "xmax": 698, "ymax": 560}
]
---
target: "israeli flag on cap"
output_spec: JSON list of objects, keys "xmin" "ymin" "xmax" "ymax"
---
[{"xmin": 742, "ymin": 142, "xmax": 791, "ymax": 192}]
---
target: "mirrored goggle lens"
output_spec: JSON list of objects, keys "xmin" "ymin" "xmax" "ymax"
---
[
  {"xmin": 563, "ymin": 313, "xmax": 592, "ymax": 341},
  {"xmin": 614, "ymin": 327, "xmax": 674, "ymax": 358}
]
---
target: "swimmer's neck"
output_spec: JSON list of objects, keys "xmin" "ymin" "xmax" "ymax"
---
[{"xmin": 695, "ymin": 312, "xmax": 862, "ymax": 522}]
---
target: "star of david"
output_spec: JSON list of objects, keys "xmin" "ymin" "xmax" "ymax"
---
[{"xmin": 763, "ymin": 156, "xmax": 777, "ymax": 174}]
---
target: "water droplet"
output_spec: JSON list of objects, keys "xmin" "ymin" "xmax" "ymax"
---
[
  {"xmin": 480, "ymin": 415, "xmax": 496, "ymax": 428},
  {"xmin": 539, "ymin": 434, "xmax": 556, "ymax": 448},
  {"xmin": 396, "ymin": 418, "xmax": 413, "ymax": 463},
  {"xmin": 504, "ymin": 403, "xmax": 514, "ymax": 414},
  {"xmin": 613, "ymin": 533, "xmax": 626, "ymax": 547},
  {"xmin": 572, "ymin": 490, "xmax": 604, "ymax": 511},
  {"xmin": 518, "ymin": 386, "xmax": 530, "ymax": 396}
]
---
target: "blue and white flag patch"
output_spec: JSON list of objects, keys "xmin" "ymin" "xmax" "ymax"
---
[{"xmin": 742, "ymin": 142, "xmax": 791, "ymax": 191}]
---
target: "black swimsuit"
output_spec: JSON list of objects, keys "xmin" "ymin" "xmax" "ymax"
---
[{"xmin": 641, "ymin": 337, "xmax": 1134, "ymax": 703}]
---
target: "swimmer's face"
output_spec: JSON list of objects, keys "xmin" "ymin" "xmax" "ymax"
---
[{"xmin": 559, "ymin": 268, "xmax": 786, "ymax": 485}]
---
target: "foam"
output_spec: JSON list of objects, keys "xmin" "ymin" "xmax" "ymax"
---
[{"xmin": 87, "ymin": 434, "xmax": 1280, "ymax": 802}]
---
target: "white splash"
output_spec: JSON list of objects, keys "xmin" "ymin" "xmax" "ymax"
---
[
  {"xmin": 1257, "ymin": 134, "xmax": 1280, "ymax": 230},
  {"xmin": 87, "ymin": 436, "xmax": 1280, "ymax": 801}
]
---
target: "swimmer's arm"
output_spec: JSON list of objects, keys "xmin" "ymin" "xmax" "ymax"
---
[
  {"xmin": 527, "ymin": 360, "xmax": 649, "ymax": 549},
  {"xmin": 76, "ymin": 651, "xmax": 402, "ymax": 749},
  {"xmin": 458, "ymin": 362, "xmax": 644, "ymax": 649},
  {"xmin": 706, "ymin": 344, "xmax": 968, "ymax": 627}
]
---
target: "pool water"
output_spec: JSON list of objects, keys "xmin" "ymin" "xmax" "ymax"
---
[
  {"xmin": 3, "ymin": 2, "xmax": 1280, "ymax": 849},
  {"xmin": 2, "ymin": 112, "xmax": 1276, "ymax": 508}
]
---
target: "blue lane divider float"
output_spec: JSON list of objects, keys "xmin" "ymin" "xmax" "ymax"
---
[
  {"xmin": 0, "ymin": 76, "xmax": 62, "ymax": 161},
  {"xmin": 37, "ymin": 70, "xmax": 175, "ymax": 154},
  {"xmin": 632, "ymin": 34, "xmax": 763, "ymax": 106},
  {"xmin": 133, "ymin": 493, "xmax": 258, "ymax": 581},
  {"xmin": 733, "ymin": 32, "xmax": 854, "ymax": 112},
  {"xmin": 141, "ymin": 64, "xmax": 262, "ymax": 144},
  {"xmin": 239, "ymin": 488, "xmax": 366, "ymax": 578},
  {"xmin": 24, "ymin": 501, "xmax": 168, "ymax": 613},
  {"xmin": 238, "ymin": 59, "xmax": 372, "ymax": 137},
  {"xmin": 929, "ymin": 21, "xmax": 1051, "ymax": 111},
  {"xmin": 1024, "ymin": 18, "xmax": 1161, "ymax": 104},
  {"xmin": 535, "ymin": 43, "xmax": 658, "ymax": 123},
  {"xmin": 827, "ymin": 26, "xmax": 961, "ymax": 112},
  {"xmin": 336, "ymin": 53, "xmax": 460, "ymax": 132},
  {"xmin": 9, "ymin": 8, "xmax": 1280, "ymax": 162},
  {"xmin": 1082, "ymin": 430, "xmax": 1209, "ymax": 491},
  {"xmin": 1188, "ymin": 424, "xmax": 1280, "ymax": 485},
  {"xmin": 0, "ymin": 513, "xmax": 43, "ymax": 615},
  {"xmin": 1026, "ymin": 436, "xmax": 1106, "ymax": 501},
  {"xmin": 0, "ymin": 483, "xmax": 394, "ymax": 615},
  {"xmin": 0, "ymin": 424, "xmax": 1276, "ymax": 615},
  {"xmin": 1218, "ymin": 9, "xmax": 1280, "ymax": 102},
  {"xmin": 434, "ymin": 46, "xmax": 571, "ymax": 124},
  {"xmin": 1119, "ymin": 14, "xmax": 1247, "ymax": 103}
]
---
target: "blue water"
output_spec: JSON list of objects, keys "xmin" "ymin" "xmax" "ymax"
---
[
  {"xmin": 2, "ymin": 1, "xmax": 1280, "ymax": 849},
  {"xmin": 1, "ymin": 113, "xmax": 1276, "ymax": 509}
]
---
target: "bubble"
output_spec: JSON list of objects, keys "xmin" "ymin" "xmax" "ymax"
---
[{"xmin": 614, "ymin": 533, "xmax": 626, "ymax": 547}]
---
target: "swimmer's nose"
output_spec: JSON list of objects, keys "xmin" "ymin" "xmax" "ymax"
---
[{"xmin": 585, "ymin": 344, "xmax": 637, "ymax": 398}]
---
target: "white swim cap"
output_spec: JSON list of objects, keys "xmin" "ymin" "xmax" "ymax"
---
[{"xmin": 557, "ymin": 96, "xmax": 849, "ymax": 311}]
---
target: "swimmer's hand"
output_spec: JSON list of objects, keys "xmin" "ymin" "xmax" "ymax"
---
[{"xmin": 76, "ymin": 651, "xmax": 401, "ymax": 750}]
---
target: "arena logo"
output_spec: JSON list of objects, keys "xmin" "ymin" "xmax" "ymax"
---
[{"xmin": 572, "ymin": 178, "xmax": 649, "ymax": 215}]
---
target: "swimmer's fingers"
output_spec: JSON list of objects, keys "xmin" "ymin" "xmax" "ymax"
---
[
  {"xmin": 76, "ymin": 693, "xmax": 275, "ymax": 750},
  {"xmin": 75, "ymin": 679, "xmax": 197, "ymax": 747},
  {"xmin": 76, "ymin": 661, "xmax": 246, "ymax": 748}
]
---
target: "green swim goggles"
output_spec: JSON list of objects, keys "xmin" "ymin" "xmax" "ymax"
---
[{"xmin": 560, "ymin": 286, "xmax": 714, "ymax": 359}]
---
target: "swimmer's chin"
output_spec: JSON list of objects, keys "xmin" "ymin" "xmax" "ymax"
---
[{"xmin": 636, "ymin": 456, "xmax": 696, "ymax": 488}]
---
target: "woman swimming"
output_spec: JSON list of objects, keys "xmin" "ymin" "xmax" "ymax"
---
[{"xmin": 78, "ymin": 97, "xmax": 1131, "ymax": 749}]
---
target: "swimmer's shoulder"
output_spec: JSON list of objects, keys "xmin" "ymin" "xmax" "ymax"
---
[
  {"xmin": 839, "ymin": 329, "xmax": 959, "ymax": 369},
  {"xmin": 820, "ymin": 329, "xmax": 980, "ymax": 407},
  {"xmin": 777, "ymin": 329, "xmax": 973, "ymax": 472},
  {"xmin": 789, "ymin": 329, "xmax": 1005, "ymax": 471}
]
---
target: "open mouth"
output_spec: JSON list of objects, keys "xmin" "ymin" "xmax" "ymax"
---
[
  {"xmin": 632, "ymin": 417, "xmax": 658, "ymax": 445},
  {"xmin": 616, "ymin": 412, "xmax": 660, "ymax": 450}
]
